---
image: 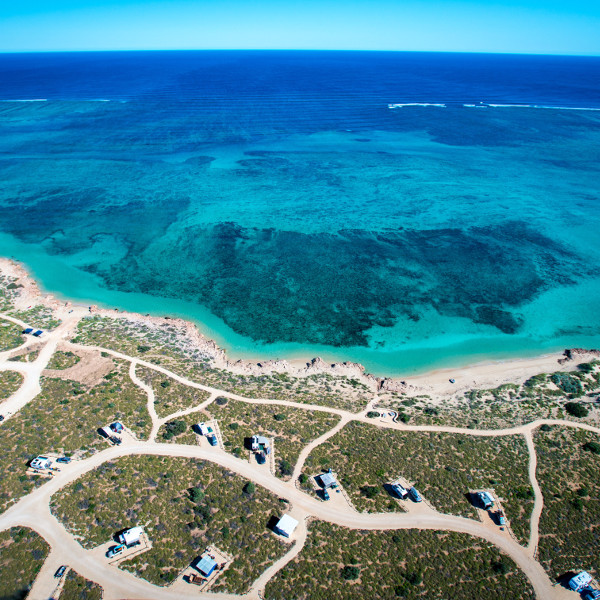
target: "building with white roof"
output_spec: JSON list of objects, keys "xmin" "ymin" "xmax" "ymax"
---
[
  {"xmin": 274, "ymin": 514, "xmax": 299, "ymax": 538},
  {"xmin": 319, "ymin": 472, "xmax": 336, "ymax": 488}
]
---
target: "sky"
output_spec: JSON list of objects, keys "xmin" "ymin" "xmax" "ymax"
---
[{"xmin": 0, "ymin": 0, "xmax": 599, "ymax": 55}]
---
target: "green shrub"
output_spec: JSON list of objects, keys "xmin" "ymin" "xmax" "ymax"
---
[
  {"xmin": 279, "ymin": 459, "xmax": 293, "ymax": 477},
  {"xmin": 582, "ymin": 441, "xmax": 600, "ymax": 455},
  {"xmin": 162, "ymin": 420, "xmax": 187, "ymax": 440},
  {"xmin": 550, "ymin": 373, "xmax": 583, "ymax": 396},
  {"xmin": 366, "ymin": 411, "xmax": 379, "ymax": 418},
  {"xmin": 492, "ymin": 559, "xmax": 509, "ymax": 574},
  {"xmin": 514, "ymin": 486, "xmax": 534, "ymax": 500},
  {"xmin": 361, "ymin": 486, "xmax": 379, "ymax": 499},
  {"xmin": 564, "ymin": 402, "xmax": 588, "ymax": 418},
  {"xmin": 341, "ymin": 566, "xmax": 360, "ymax": 580},
  {"xmin": 243, "ymin": 482, "xmax": 256, "ymax": 495},
  {"xmin": 215, "ymin": 397, "xmax": 228, "ymax": 406},
  {"xmin": 190, "ymin": 487, "xmax": 204, "ymax": 503},
  {"xmin": 405, "ymin": 569, "xmax": 424, "ymax": 585},
  {"xmin": 274, "ymin": 414, "xmax": 286, "ymax": 422}
]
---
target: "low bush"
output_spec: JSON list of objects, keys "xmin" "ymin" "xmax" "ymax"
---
[
  {"xmin": 341, "ymin": 565, "xmax": 360, "ymax": 580},
  {"xmin": 564, "ymin": 402, "xmax": 588, "ymax": 418},
  {"xmin": 265, "ymin": 522, "xmax": 535, "ymax": 600},
  {"xmin": 551, "ymin": 373, "xmax": 583, "ymax": 396}
]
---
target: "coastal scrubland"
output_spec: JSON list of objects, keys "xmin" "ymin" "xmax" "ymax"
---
[
  {"xmin": 0, "ymin": 360, "xmax": 150, "ymax": 514},
  {"xmin": 60, "ymin": 569, "xmax": 103, "ymax": 600},
  {"xmin": 264, "ymin": 521, "xmax": 535, "ymax": 600},
  {"xmin": 0, "ymin": 369, "xmax": 24, "ymax": 401},
  {"xmin": 535, "ymin": 425, "xmax": 600, "ymax": 580},
  {"xmin": 379, "ymin": 363, "xmax": 600, "ymax": 429},
  {"xmin": 72, "ymin": 316, "xmax": 371, "ymax": 411},
  {"xmin": 8, "ymin": 348, "xmax": 40, "ymax": 363},
  {"xmin": 0, "ymin": 526, "xmax": 50, "ymax": 600},
  {"xmin": 304, "ymin": 422, "xmax": 533, "ymax": 544},
  {"xmin": 0, "ymin": 318, "xmax": 25, "ymax": 351},
  {"xmin": 46, "ymin": 349, "xmax": 81, "ymax": 370},
  {"xmin": 0, "ymin": 274, "xmax": 21, "ymax": 311},
  {"xmin": 206, "ymin": 397, "xmax": 340, "ymax": 479},
  {"xmin": 157, "ymin": 396, "xmax": 341, "ymax": 479},
  {"xmin": 50, "ymin": 455, "xmax": 288, "ymax": 592},
  {"xmin": 137, "ymin": 365, "xmax": 210, "ymax": 418},
  {"xmin": 8, "ymin": 304, "xmax": 61, "ymax": 330}
]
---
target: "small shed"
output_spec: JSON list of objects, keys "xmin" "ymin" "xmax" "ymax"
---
[
  {"xmin": 30, "ymin": 456, "xmax": 52, "ymax": 470},
  {"xmin": 22, "ymin": 328, "xmax": 33, "ymax": 334},
  {"xmin": 569, "ymin": 571, "xmax": 593, "ymax": 592},
  {"xmin": 119, "ymin": 526, "xmax": 143, "ymax": 546},
  {"xmin": 274, "ymin": 514, "xmax": 299, "ymax": 538},
  {"xmin": 195, "ymin": 554, "xmax": 217, "ymax": 577},
  {"xmin": 251, "ymin": 435, "xmax": 270, "ymax": 454},
  {"xmin": 319, "ymin": 472, "xmax": 336, "ymax": 489}
]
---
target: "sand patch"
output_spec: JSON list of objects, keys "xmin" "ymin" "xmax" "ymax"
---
[{"xmin": 43, "ymin": 344, "xmax": 114, "ymax": 386}]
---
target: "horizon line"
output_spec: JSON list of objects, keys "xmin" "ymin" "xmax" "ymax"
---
[{"xmin": 1, "ymin": 48, "xmax": 600, "ymax": 58}]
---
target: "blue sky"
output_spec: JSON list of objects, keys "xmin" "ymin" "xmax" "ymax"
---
[{"xmin": 1, "ymin": 0, "xmax": 599, "ymax": 54}]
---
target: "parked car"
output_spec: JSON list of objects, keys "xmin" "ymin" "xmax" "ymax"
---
[
  {"xmin": 106, "ymin": 544, "xmax": 125, "ymax": 558},
  {"xmin": 109, "ymin": 436, "xmax": 122, "ymax": 445},
  {"xmin": 496, "ymin": 511, "xmax": 506, "ymax": 526},
  {"xmin": 33, "ymin": 330, "xmax": 43, "ymax": 337},
  {"xmin": 56, "ymin": 456, "xmax": 71, "ymax": 464},
  {"xmin": 207, "ymin": 434, "xmax": 218, "ymax": 447},
  {"xmin": 322, "ymin": 489, "xmax": 330, "ymax": 501},
  {"xmin": 54, "ymin": 566, "xmax": 67, "ymax": 578},
  {"xmin": 22, "ymin": 328, "xmax": 33, "ymax": 334},
  {"xmin": 408, "ymin": 487, "xmax": 422, "ymax": 502},
  {"xmin": 583, "ymin": 589, "xmax": 600, "ymax": 600},
  {"xmin": 0, "ymin": 415, "xmax": 4, "ymax": 422}
]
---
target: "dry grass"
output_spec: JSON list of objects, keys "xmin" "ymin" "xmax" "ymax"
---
[
  {"xmin": 0, "ymin": 526, "xmax": 50, "ymax": 600},
  {"xmin": 265, "ymin": 521, "xmax": 535, "ymax": 600},
  {"xmin": 50, "ymin": 455, "xmax": 288, "ymax": 593},
  {"xmin": 306, "ymin": 421, "xmax": 533, "ymax": 544},
  {"xmin": 535, "ymin": 425, "xmax": 600, "ymax": 580}
]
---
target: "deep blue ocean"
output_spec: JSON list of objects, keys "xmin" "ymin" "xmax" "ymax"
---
[{"xmin": 1, "ymin": 51, "xmax": 600, "ymax": 375}]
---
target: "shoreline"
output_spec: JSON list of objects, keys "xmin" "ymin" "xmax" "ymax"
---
[{"xmin": 1, "ymin": 256, "xmax": 598, "ymax": 399}]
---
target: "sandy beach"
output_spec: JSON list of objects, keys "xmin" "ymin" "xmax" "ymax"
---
[{"xmin": 1, "ymin": 256, "xmax": 596, "ymax": 402}]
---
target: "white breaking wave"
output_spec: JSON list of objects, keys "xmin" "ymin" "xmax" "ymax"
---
[
  {"xmin": 487, "ymin": 103, "xmax": 600, "ymax": 111},
  {"xmin": 388, "ymin": 103, "xmax": 446, "ymax": 108},
  {"xmin": 1, "ymin": 98, "xmax": 48, "ymax": 102},
  {"xmin": 388, "ymin": 101, "xmax": 600, "ymax": 112}
]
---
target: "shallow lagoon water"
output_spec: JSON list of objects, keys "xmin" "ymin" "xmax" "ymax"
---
[{"xmin": 1, "ymin": 52, "xmax": 600, "ymax": 375}]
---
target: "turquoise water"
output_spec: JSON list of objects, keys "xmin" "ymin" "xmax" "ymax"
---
[{"xmin": 1, "ymin": 52, "xmax": 600, "ymax": 375}]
